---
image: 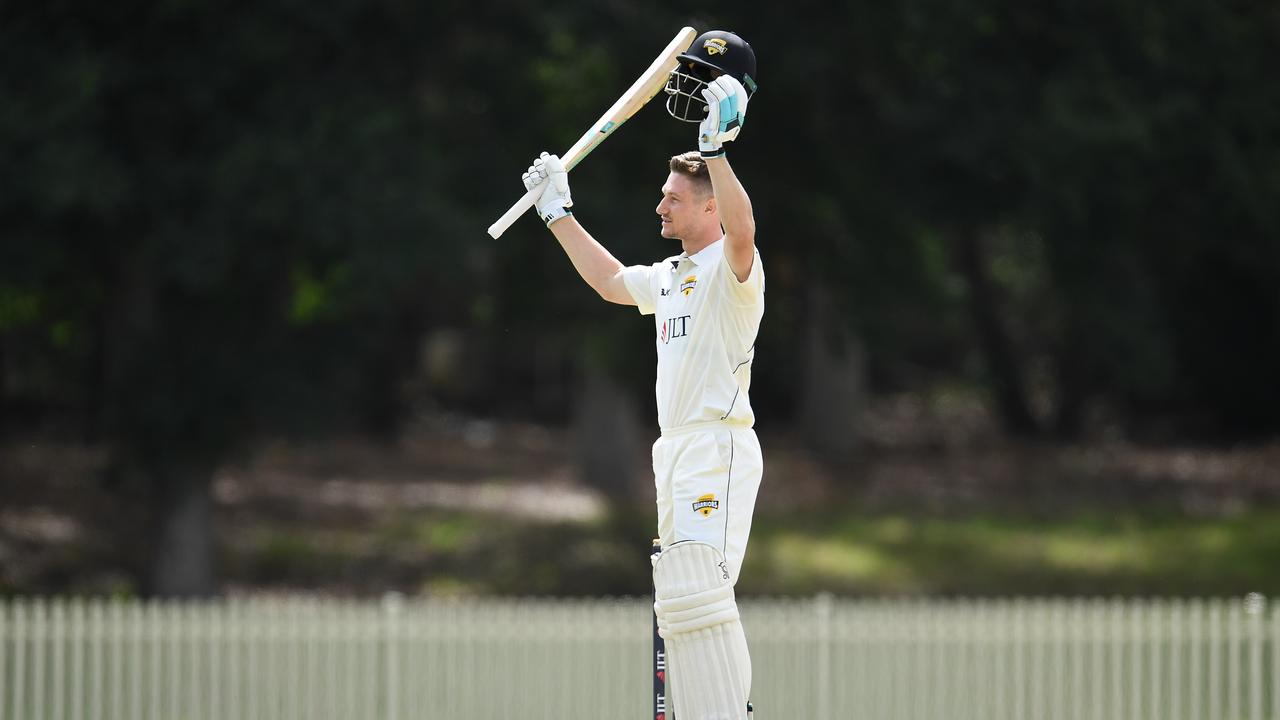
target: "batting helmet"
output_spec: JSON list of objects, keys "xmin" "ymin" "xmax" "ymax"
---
[{"xmin": 664, "ymin": 30, "xmax": 759, "ymax": 123}]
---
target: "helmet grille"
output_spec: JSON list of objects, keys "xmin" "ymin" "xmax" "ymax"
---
[{"xmin": 664, "ymin": 66, "xmax": 711, "ymax": 123}]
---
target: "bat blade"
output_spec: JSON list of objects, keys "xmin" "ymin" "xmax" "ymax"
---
[{"xmin": 487, "ymin": 26, "xmax": 697, "ymax": 239}]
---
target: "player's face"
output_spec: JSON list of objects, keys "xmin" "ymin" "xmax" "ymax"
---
[{"xmin": 655, "ymin": 173, "xmax": 710, "ymax": 240}]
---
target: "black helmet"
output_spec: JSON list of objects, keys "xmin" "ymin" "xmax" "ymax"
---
[{"xmin": 665, "ymin": 30, "xmax": 759, "ymax": 123}]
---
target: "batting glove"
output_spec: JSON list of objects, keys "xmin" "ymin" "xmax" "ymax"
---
[
  {"xmin": 698, "ymin": 75, "xmax": 749, "ymax": 158},
  {"xmin": 522, "ymin": 152, "xmax": 573, "ymax": 226}
]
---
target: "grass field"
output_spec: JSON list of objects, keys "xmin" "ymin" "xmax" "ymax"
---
[
  {"xmin": 745, "ymin": 509, "xmax": 1280, "ymax": 597},
  {"xmin": 3, "ymin": 417, "xmax": 1279, "ymax": 598}
]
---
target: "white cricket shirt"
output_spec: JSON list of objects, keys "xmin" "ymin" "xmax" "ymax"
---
[{"xmin": 622, "ymin": 238, "xmax": 765, "ymax": 431}]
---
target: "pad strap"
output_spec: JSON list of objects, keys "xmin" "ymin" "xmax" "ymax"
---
[{"xmin": 655, "ymin": 583, "xmax": 738, "ymax": 636}]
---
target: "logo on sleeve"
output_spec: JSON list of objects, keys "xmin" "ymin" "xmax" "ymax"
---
[
  {"xmin": 692, "ymin": 493, "xmax": 720, "ymax": 516},
  {"xmin": 680, "ymin": 275, "xmax": 698, "ymax": 296}
]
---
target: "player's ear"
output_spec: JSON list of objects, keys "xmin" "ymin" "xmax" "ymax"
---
[{"xmin": 704, "ymin": 195, "xmax": 716, "ymax": 214}]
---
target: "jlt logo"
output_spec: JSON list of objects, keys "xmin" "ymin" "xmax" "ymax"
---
[
  {"xmin": 654, "ymin": 648, "xmax": 668, "ymax": 719},
  {"xmin": 659, "ymin": 315, "xmax": 691, "ymax": 344}
]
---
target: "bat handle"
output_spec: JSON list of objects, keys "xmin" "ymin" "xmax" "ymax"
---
[{"xmin": 487, "ymin": 185, "xmax": 541, "ymax": 239}]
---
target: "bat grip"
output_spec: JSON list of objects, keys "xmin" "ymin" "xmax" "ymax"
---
[{"xmin": 487, "ymin": 185, "xmax": 541, "ymax": 239}]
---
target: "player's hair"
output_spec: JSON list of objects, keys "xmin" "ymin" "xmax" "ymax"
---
[{"xmin": 669, "ymin": 151, "xmax": 714, "ymax": 198}]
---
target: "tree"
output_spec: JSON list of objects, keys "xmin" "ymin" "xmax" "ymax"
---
[{"xmin": 0, "ymin": 0, "xmax": 493, "ymax": 594}]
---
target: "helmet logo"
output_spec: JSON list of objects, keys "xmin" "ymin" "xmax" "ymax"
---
[{"xmin": 704, "ymin": 38, "xmax": 729, "ymax": 56}]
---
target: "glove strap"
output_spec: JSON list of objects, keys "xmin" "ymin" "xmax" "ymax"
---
[
  {"xmin": 699, "ymin": 131, "xmax": 725, "ymax": 158},
  {"xmin": 541, "ymin": 200, "xmax": 573, "ymax": 226}
]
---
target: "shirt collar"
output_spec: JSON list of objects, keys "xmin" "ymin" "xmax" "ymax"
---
[{"xmin": 680, "ymin": 237, "xmax": 725, "ymax": 268}]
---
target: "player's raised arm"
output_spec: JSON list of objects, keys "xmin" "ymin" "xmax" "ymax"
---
[
  {"xmin": 699, "ymin": 75, "xmax": 756, "ymax": 283},
  {"xmin": 522, "ymin": 152, "xmax": 636, "ymax": 306}
]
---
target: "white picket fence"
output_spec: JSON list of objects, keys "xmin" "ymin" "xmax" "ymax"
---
[{"xmin": 1, "ymin": 594, "xmax": 1277, "ymax": 719}]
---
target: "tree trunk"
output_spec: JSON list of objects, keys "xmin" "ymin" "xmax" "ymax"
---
[
  {"xmin": 146, "ymin": 461, "xmax": 215, "ymax": 597},
  {"xmin": 800, "ymin": 284, "xmax": 868, "ymax": 458},
  {"xmin": 572, "ymin": 367, "xmax": 643, "ymax": 507},
  {"xmin": 1052, "ymin": 331, "xmax": 1086, "ymax": 439},
  {"xmin": 955, "ymin": 228, "xmax": 1039, "ymax": 436}
]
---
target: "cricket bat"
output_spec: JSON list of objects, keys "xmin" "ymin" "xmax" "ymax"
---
[{"xmin": 487, "ymin": 26, "xmax": 698, "ymax": 239}]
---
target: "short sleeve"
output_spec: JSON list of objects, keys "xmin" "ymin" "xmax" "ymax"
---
[
  {"xmin": 723, "ymin": 248, "xmax": 765, "ymax": 305},
  {"xmin": 622, "ymin": 263, "xmax": 659, "ymax": 315}
]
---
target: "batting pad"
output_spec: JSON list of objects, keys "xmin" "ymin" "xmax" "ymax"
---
[{"xmin": 653, "ymin": 541, "xmax": 751, "ymax": 720}]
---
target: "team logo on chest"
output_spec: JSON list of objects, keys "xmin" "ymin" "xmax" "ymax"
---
[
  {"xmin": 680, "ymin": 275, "xmax": 698, "ymax": 296},
  {"xmin": 692, "ymin": 493, "xmax": 720, "ymax": 516}
]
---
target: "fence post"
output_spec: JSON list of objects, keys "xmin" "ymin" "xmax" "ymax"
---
[
  {"xmin": 1229, "ymin": 597, "xmax": 1242, "ymax": 720},
  {"xmin": 384, "ymin": 592, "xmax": 403, "ymax": 720},
  {"xmin": 1128, "ymin": 598, "xmax": 1142, "ymax": 720},
  {"xmin": 1244, "ymin": 593, "xmax": 1264, "ymax": 720},
  {"xmin": 1271, "ymin": 599, "xmax": 1279, "ymax": 720},
  {"xmin": 0, "ymin": 598, "xmax": 7, "ymax": 720},
  {"xmin": 71, "ymin": 596, "xmax": 86, "ymax": 720},
  {"xmin": 1189, "ymin": 598, "xmax": 1203, "ymax": 720},
  {"xmin": 285, "ymin": 598, "xmax": 300, "ymax": 720},
  {"xmin": 12, "ymin": 600, "xmax": 26, "ymax": 720},
  {"xmin": 1209, "ymin": 598, "xmax": 1223, "ymax": 720},
  {"xmin": 33, "ymin": 598, "xmax": 48, "ymax": 720},
  {"xmin": 813, "ymin": 592, "xmax": 832, "ymax": 720},
  {"xmin": 1170, "ymin": 598, "xmax": 1183, "ymax": 720},
  {"xmin": 1148, "ymin": 599, "xmax": 1161, "ymax": 720},
  {"xmin": 0, "ymin": 597, "xmax": 7, "ymax": 720}
]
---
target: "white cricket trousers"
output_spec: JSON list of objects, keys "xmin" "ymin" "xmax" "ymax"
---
[{"xmin": 652, "ymin": 423, "xmax": 763, "ymax": 586}]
